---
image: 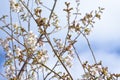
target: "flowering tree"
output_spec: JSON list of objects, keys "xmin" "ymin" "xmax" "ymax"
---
[{"xmin": 0, "ymin": 0, "xmax": 120, "ymax": 80}]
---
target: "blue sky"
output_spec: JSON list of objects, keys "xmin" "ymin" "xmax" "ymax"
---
[{"xmin": 0, "ymin": 0, "xmax": 120, "ymax": 79}]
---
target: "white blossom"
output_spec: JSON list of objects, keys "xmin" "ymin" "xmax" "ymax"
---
[
  {"xmin": 5, "ymin": 65, "xmax": 15, "ymax": 78},
  {"xmin": 15, "ymin": 47, "xmax": 21, "ymax": 56},
  {"xmin": 64, "ymin": 55, "xmax": 73, "ymax": 67},
  {"xmin": 54, "ymin": 38, "xmax": 64, "ymax": 50},
  {"xmin": 6, "ymin": 50, "xmax": 13, "ymax": 58},
  {"xmin": 24, "ymin": 31, "xmax": 38, "ymax": 52},
  {"xmin": 0, "ymin": 39, "xmax": 9, "ymax": 50},
  {"xmin": 82, "ymin": 72, "xmax": 91, "ymax": 79},
  {"xmin": 10, "ymin": 65, "xmax": 15, "ymax": 71},
  {"xmin": 38, "ymin": 49, "xmax": 48, "ymax": 63},
  {"xmin": 13, "ymin": 23, "xmax": 18, "ymax": 29}
]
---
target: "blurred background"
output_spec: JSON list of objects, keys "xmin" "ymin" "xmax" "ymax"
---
[{"xmin": 0, "ymin": 0, "xmax": 120, "ymax": 79}]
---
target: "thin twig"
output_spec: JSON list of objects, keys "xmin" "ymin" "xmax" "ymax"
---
[
  {"xmin": 72, "ymin": 45, "xmax": 86, "ymax": 74},
  {"xmin": 42, "ymin": 68, "xmax": 45, "ymax": 80},
  {"xmin": 81, "ymin": 32, "xmax": 97, "ymax": 64},
  {"xmin": 27, "ymin": 0, "xmax": 31, "ymax": 31},
  {"xmin": 47, "ymin": 0, "xmax": 57, "ymax": 25},
  {"xmin": 61, "ymin": 2, "xmax": 71, "ymax": 56},
  {"xmin": 40, "ymin": 3, "xmax": 51, "ymax": 11}
]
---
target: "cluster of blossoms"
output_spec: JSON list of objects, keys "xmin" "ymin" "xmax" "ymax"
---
[
  {"xmin": 15, "ymin": 47, "xmax": 22, "ymax": 57},
  {"xmin": 62, "ymin": 53, "xmax": 74, "ymax": 68},
  {"xmin": 5, "ymin": 65, "xmax": 15, "ymax": 79},
  {"xmin": 24, "ymin": 31, "xmax": 38, "ymax": 52},
  {"xmin": 10, "ymin": 0, "xmax": 24, "ymax": 12},
  {"xmin": 32, "ymin": 49, "xmax": 48, "ymax": 64},
  {"xmin": 13, "ymin": 23, "xmax": 24, "ymax": 34},
  {"xmin": 0, "ymin": 38, "xmax": 16, "ymax": 78},
  {"xmin": 81, "ymin": 61, "xmax": 120, "ymax": 80},
  {"xmin": 53, "ymin": 38, "xmax": 64, "ymax": 51},
  {"xmin": 51, "ymin": 13, "xmax": 60, "ymax": 30},
  {"xmin": 63, "ymin": 44, "xmax": 74, "ymax": 67},
  {"xmin": 53, "ymin": 38, "xmax": 74, "ymax": 67},
  {"xmin": 24, "ymin": 31, "xmax": 49, "ymax": 65},
  {"xmin": 0, "ymin": 38, "xmax": 10, "ymax": 53},
  {"xmin": 38, "ymin": 49, "xmax": 49, "ymax": 63},
  {"xmin": 0, "ymin": 38, "xmax": 14, "ymax": 63}
]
